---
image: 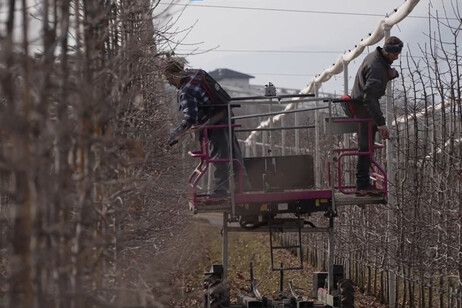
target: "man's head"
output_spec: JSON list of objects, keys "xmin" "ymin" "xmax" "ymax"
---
[
  {"xmin": 163, "ymin": 57, "xmax": 185, "ymax": 88},
  {"xmin": 382, "ymin": 36, "xmax": 403, "ymax": 63}
]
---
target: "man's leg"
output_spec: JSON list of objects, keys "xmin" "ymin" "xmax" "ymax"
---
[
  {"xmin": 208, "ymin": 127, "xmax": 231, "ymax": 194},
  {"xmin": 231, "ymin": 133, "xmax": 251, "ymax": 192},
  {"xmin": 356, "ymin": 121, "xmax": 374, "ymax": 190},
  {"xmin": 209, "ymin": 127, "xmax": 250, "ymax": 194}
]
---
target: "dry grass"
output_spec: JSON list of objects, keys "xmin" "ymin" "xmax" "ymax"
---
[{"xmin": 162, "ymin": 214, "xmax": 387, "ymax": 308}]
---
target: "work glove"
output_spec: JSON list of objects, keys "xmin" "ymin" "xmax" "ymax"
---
[
  {"xmin": 167, "ymin": 119, "xmax": 193, "ymax": 146},
  {"xmin": 389, "ymin": 68, "xmax": 399, "ymax": 80},
  {"xmin": 167, "ymin": 136, "xmax": 178, "ymax": 146},
  {"xmin": 377, "ymin": 125, "xmax": 390, "ymax": 140}
]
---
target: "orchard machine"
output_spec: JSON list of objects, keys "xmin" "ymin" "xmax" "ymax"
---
[{"xmin": 186, "ymin": 86, "xmax": 387, "ymax": 308}]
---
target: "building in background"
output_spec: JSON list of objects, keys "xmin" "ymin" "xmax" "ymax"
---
[{"xmin": 208, "ymin": 68, "xmax": 299, "ymax": 98}]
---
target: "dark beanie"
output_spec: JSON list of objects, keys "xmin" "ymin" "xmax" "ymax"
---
[
  {"xmin": 384, "ymin": 42, "xmax": 403, "ymax": 53},
  {"xmin": 383, "ymin": 36, "xmax": 403, "ymax": 53}
]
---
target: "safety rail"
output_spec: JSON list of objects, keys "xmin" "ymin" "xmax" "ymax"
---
[
  {"xmin": 187, "ymin": 95, "xmax": 389, "ymax": 308},
  {"xmin": 187, "ymin": 123, "xmax": 245, "ymax": 209},
  {"xmin": 326, "ymin": 117, "xmax": 387, "ymax": 195},
  {"xmin": 186, "ymin": 97, "xmax": 388, "ymax": 213}
]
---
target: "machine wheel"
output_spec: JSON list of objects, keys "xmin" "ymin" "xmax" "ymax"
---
[
  {"xmin": 239, "ymin": 216, "xmax": 266, "ymax": 229},
  {"xmin": 338, "ymin": 278, "xmax": 354, "ymax": 308},
  {"xmin": 203, "ymin": 265, "xmax": 229, "ymax": 308},
  {"xmin": 203, "ymin": 279, "xmax": 228, "ymax": 308}
]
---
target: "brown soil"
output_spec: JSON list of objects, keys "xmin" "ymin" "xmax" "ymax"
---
[{"xmin": 155, "ymin": 212, "xmax": 388, "ymax": 308}]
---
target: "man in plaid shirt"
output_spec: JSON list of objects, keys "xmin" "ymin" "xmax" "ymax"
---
[{"xmin": 164, "ymin": 58, "xmax": 248, "ymax": 197}]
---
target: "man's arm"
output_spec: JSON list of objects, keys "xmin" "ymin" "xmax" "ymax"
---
[
  {"xmin": 363, "ymin": 92, "xmax": 389, "ymax": 139},
  {"xmin": 167, "ymin": 88, "xmax": 198, "ymax": 146},
  {"xmin": 363, "ymin": 66, "xmax": 387, "ymax": 127},
  {"xmin": 362, "ymin": 93, "xmax": 386, "ymax": 127},
  {"xmin": 167, "ymin": 119, "xmax": 194, "ymax": 146},
  {"xmin": 377, "ymin": 125, "xmax": 389, "ymax": 140}
]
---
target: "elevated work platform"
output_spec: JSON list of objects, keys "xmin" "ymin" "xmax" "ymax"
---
[
  {"xmin": 191, "ymin": 190, "xmax": 386, "ymax": 214},
  {"xmin": 194, "ymin": 96, "xmax": 390, "ymax": 308}
]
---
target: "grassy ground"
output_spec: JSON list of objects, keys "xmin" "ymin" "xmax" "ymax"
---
[{"xmin": 165, "ymin": 213, "xmax": 386, "ymax": 308}]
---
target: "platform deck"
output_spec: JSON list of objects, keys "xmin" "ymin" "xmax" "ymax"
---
[{"xmin": 192, "ymin": 190, "xmax": 386, "ymax": 214}]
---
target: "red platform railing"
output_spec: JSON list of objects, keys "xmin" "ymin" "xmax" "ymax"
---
[
  {"xmin": 328, "ymin": 118, "xmax": 387, "ymax": 195},
  {"xmin": 187, "ymin": 124, "xmax": 244, "ymax": 204}
]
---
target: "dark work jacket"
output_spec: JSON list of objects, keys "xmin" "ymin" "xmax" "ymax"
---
[{"xmin": 351, "ymin": 47, "xmax": 393, "ymax": 126}]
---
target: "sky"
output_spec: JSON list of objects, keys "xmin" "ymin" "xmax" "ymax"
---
[{"xmin": 155, "ymin": 0, "xmax": 456, "ymax": 95}]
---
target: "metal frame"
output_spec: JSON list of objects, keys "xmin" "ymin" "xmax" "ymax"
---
[
  {"xmin": 326, "ymin": 117, "xmax": 388, "ymax": 195},
  {"xmin": 187, "ymin": 95, "xmax": 387, "ymax": 307}
]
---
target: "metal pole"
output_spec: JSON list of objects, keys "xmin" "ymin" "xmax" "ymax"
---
[
  {"xmin": 384, "ymin": 26, "xmax": 397, "ymax": 308},
  {"xmin": 295, "ymin": 103, "xmax": 300, "ymax": 154},
  {"xmin": 327, "ymin": 99, "xmax": 336, "ymax": 295},
  {"xmin": 249, "ymin": 262, "xmax": 254, "ymax": 292},
  {"xmin": 245, "ymin": 142, "xmax": 250, "ymax": 158},
  {"xmin": 227, "ymin": 103, "xmax": 236, "ymax": 217},
  {"xmin": 262, "ymin": 130, "xmax": 267, "ymax": 156},
  {"xmin": 343, "ymin": 58, "xmax": 352, "ymax": 281},
  {"xmin": 343, "ymin": 61, "xmax": 351, "ymax": 187},
  {"xmin": 269, "ymin": 98, "xmax": 274, "ymax": 156},
  {"xmin": 328, "ymin": 100, "xmax": 336, "ymax": 215},
  {"xmin": 314, "ymin": 84, "xmax": 320, "ymax": 188},
  {"xmin": 343, "ymin": 61, "xmax": 349, "ymax": 95},
  {"xmin": 281, "ymin": 116, "xmax": 286, "ymax": 156},
  {"xmin": 327, "ymin": 216, "xmax": 334, "ymax": 294},
  {"xmin": 279, "ymin": 263, "xmax": 284, "ymax": 292},
  {"xmin": 222, "ymin": 212, "xmax": 228, "ymax": 280},
  {"xmin": 207, "ymin": 167, "xmax": 213, "ymax": 193}
]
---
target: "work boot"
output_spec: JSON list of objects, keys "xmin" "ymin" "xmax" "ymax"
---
[
  {"xmin": 355, "ymin": 185, "xmax": 383, "ymax": 197},
  {"xmin": 207, "ymin": 190, "xmax": 230, "ymax": 199}
]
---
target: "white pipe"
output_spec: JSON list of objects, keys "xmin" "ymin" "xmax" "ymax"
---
[{"xmin": 244, "ymin": 0, "xmax": 420, "ymax": 147}]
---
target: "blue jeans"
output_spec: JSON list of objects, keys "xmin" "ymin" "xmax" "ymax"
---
[{"xmin": 208, "ymin": 126, "xmax": 248, "ymax": 193}]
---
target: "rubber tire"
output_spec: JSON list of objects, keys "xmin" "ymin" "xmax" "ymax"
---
[{"xmin": 338, "ymin": 278, "xmax": 354, "ymax": 308}]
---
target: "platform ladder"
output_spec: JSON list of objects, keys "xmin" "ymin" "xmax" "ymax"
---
[{"xmin": 268, "ymin": 217, "xmax": 304, "ymax": 271}]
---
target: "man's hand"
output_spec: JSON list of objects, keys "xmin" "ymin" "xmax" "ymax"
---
[
  {"xmin": 167, "ymin": 135, "xmax": 179, "ymax": 146},
  {"xmin": 389, "ymin": 68, "xmax": 399, "ymax": 80},
  {"xmin": 166, "ymin": 120, "xmax": 193, "ymax": 147},
  {"xmin": 377, "ymin": 125, "xmax": 390, "ymax": 139}
]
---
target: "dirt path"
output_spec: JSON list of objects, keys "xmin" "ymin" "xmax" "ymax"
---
[{"xmin": 161, "ymin": 214, "xmax": 388, "ymax": 308}]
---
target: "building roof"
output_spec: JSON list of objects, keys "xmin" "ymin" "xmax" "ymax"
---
[{"xmin": 208, "ymin": 68, "xmax": 254, "ymax": 81}]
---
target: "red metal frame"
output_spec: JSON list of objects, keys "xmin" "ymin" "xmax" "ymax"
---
[
  {"xmin": 187, "ymin": 118, "xmax": 388, "ymax": 210},
  {"xmin": 187, "ymin": 124, "xmax": 334, "ymax": 209},
  {"xmin": 187, "ymin": 124, "xmax": 244, "ymax": 205},
  {"xmin": 327, "ymin": 118, "xmax": 387, "ymax": 195}
]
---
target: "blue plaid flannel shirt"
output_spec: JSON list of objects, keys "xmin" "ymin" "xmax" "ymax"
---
[{"xmin": 178, "ymin": 71, "xmax": 212, "ymax": 128}]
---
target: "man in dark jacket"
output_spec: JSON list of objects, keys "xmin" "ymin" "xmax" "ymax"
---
[
  {"xmin": 164, "ymin": 58, "xmax": 248, "ymax": 197},
  {"xmin": 350, "ymin": 36, "xmax": 403, "ymax": 195}
]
